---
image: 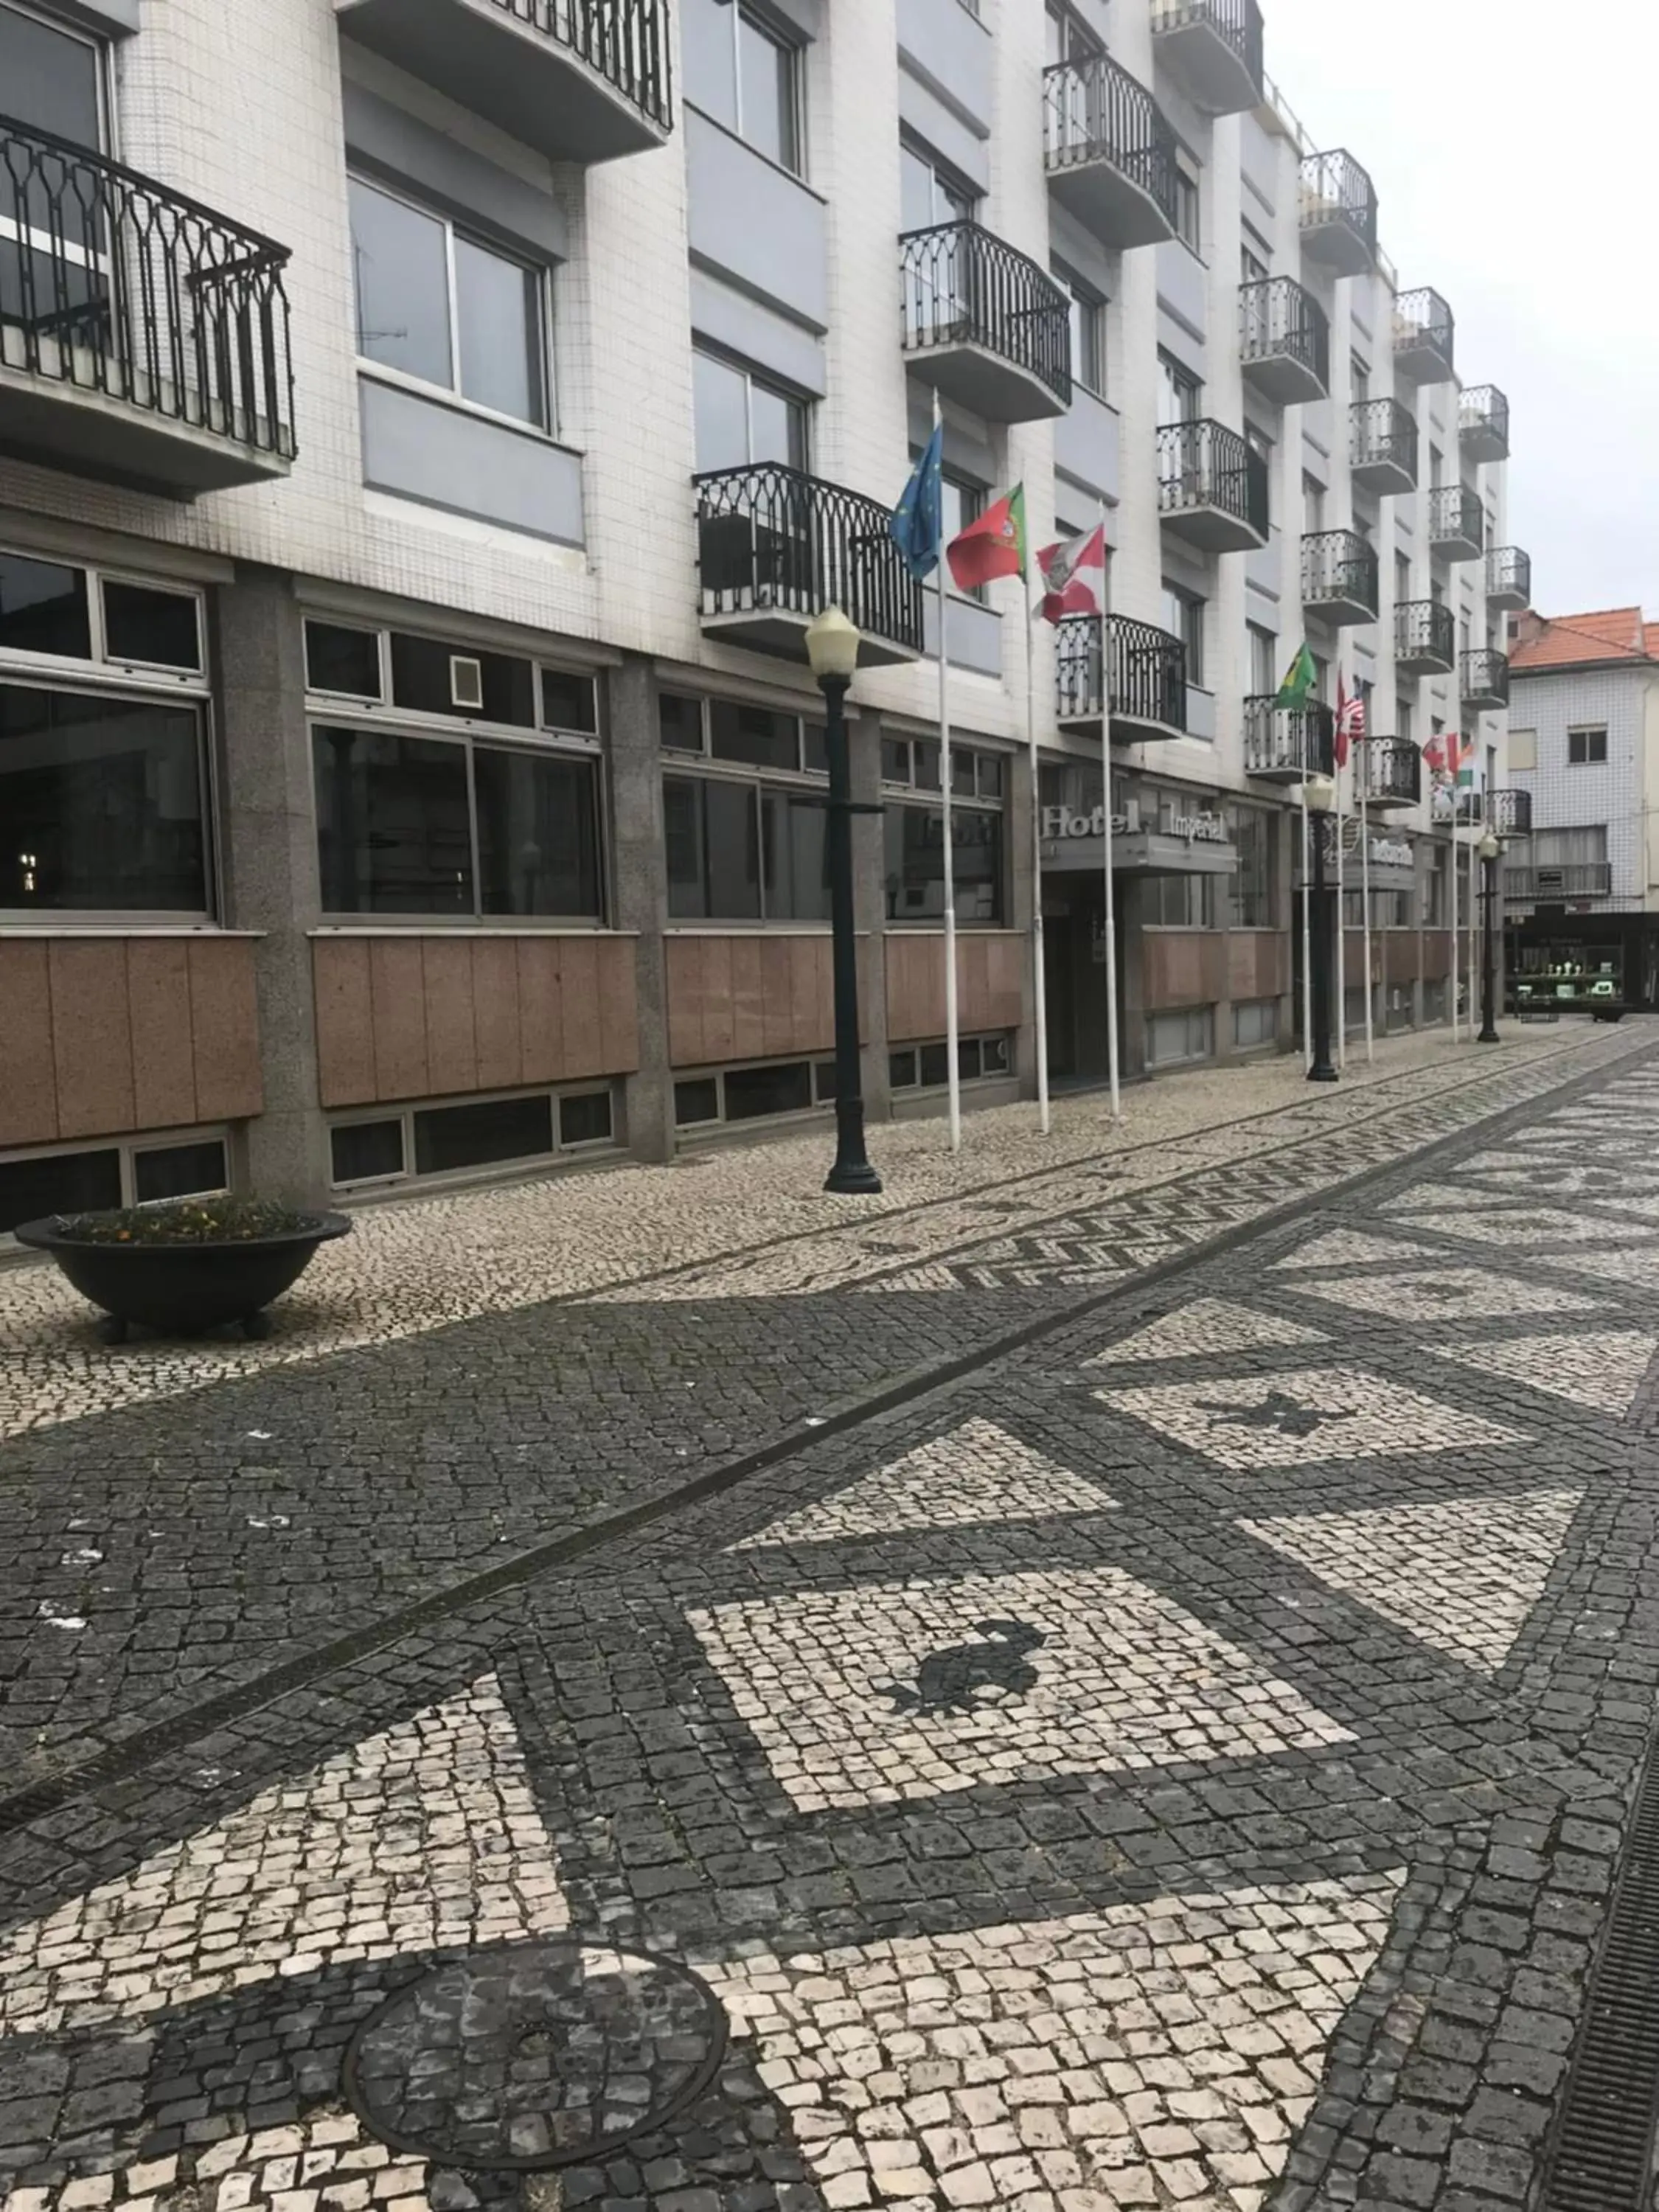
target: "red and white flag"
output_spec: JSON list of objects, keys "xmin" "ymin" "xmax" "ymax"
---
[
  {"xmin": 1335, "ymin": 676, "xmax": 1366, "ymax": 769},
  {"xmin": 1036, "ymin": 522, "xmax": 1107, "ymax": 625}
]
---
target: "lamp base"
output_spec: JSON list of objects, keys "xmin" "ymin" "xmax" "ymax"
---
[
  {"xmin": 825, "ymin": 1160, "xmax": 883, "ymax": 1195},
  {"xmin": 1307, "ymin": 1065, "xmax": 1340, "ymax": 1084}
]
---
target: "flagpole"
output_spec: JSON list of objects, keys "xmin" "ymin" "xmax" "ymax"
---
[
  {"xmin": 1027, "ymin": 593, "xmax": 1051, "ymax": 1137},
  {"xmin": 1334, "ymin": 693, "xmax": 1347, "ymax": 1071},
  {"xmin": 1360, "ymin": 736, "xmax": 1374, "ymax": 1065},
  {"xmin": 1467, "ymin": 779, "xmax": 1480, "ymax": 1045},
  {"xmin": 933, "ymin": 398, "xmax": 961, "ymax": 1153},
  {"xmin": 1098, "ymin": 502, "xmax": 1121, "ymax": 1121},
  {"xmin": 1450, "ymin": 782, "xmax": 1461, "ymax": 1043},
  {"xmin": 1300, "ymin": 794, "xmax": 1312, "ymax": 1073}
]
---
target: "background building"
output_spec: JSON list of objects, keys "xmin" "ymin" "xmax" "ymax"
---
[
  {"xmin": 0, "ymin": 0, "xmax": 1523, "ymax": 1223},
  {"xmin": 1505, "ymin": 608, "xmax": 1659, "ymax": 1012}
]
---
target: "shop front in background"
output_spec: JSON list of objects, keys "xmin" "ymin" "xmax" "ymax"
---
[{"xmin": 1037, "ymin": 765, "xmax": 1243, "ymax": 1082}]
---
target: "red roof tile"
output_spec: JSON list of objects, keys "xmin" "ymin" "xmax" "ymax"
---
[{"xmin": 1511, "ymin": 606, "xmax": 1658, "ymax": 672}]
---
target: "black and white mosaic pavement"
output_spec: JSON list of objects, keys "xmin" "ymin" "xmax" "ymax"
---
[{"xmin": 5, "ymin": 1030, "xmax": 1659, "ymax": 2212}]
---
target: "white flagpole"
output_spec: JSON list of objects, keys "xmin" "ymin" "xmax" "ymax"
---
[
  {"xmin": 1467, "ymin": 785, "xmax": 1480, "ymax": 1037},
  {"xmin": 1359, "ymin": 726, "xmax": 1375, "ymax": 1065},
  {"xmin": 1097, "ymin": 505, "xmax": 1121, "ymax": 1120},
  {"xmin": 933, "ymin": 399, "xmax": 961, "ymax": 1152},
  {"xmin": 1027, "ymin": 587, "xmax": 1051, "ymax": 1136},
  {"xmin": 1300, "ymin": 794, "xmax": 1312, "ymax": 1071},
  {"xmin": 1450, "ymin": 779, "xmax": 1461, "ymax": 1043},
  {"xmin": 1334, "ymin": 705, "xmax": 1347, "ymax": 1071}
]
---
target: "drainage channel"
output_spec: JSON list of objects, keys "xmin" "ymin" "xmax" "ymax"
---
[{"xmin": 0, "ymin": 1032, "xmax": 1652, "ymax": 1846}]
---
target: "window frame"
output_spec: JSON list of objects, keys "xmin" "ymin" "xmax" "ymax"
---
[
  {"xmin": 1050, "ymin": 257, "xmax": 1106, "ymax": 397},
  {"xmin": 327, "ymin": 1082, "xmax": 618, "ymax": 1194},
  {"xmin": 880, "ymin": 737, "xmax": 1009, "ymax": 929},
  {"xmin": 1157, "ymin": 349, "xmax": 1203, "ymax": 425},
  {"xmin": 1161, "ymin": 580, "xmax": 1206, "ymax": 690},
  {"xmin": 692, "ymin": 340, "xmax": 812, "ymax": 475},
  {"xmin": 698, "ymin": 0, "xmax": 806, "ymax": 177},
  {"xmin": 672, "ymin": 1054, "xmax": 835, "ymax": 1132},
  {"xmin": 1172, "ymin": 149, "xmax": 1201, "ymax": 254},
  {"xmin": 0, "ymin": 0, "xmax": 111, "ymax": 150},
  {"xmin": 347, "ymin": 170, "xmax": 556, "ymax": 437},
  {"xmin": 1, "ymin": 1125, "xmax": 230, "ymax": 1243},
  {"xmin": 1568, "ymin": 726, "xmax": 1609, "ymax": 767}
]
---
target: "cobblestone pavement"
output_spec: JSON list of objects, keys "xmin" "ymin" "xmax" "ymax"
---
[{"xmin": 4, "ymin": 1028, "xmax": 1659, "ymax": 2212}]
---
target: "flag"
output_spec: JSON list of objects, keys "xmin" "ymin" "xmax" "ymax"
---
[
  {"xmin": 1036, "ymin": 523, "xmax": 1107, "ymax": 625},
  {"xmin": 1276, "ymin": 641, "xmax": 1317, "ymax": 711},
  {"xmin": 1335, "ymin": 676, "xmax": 1366, "ymax": 770},
  {"xmin": 1454, "ymin": 732, "xmax": 1475, "ymax": 787},
  {"xmin": 1422, "ymin": 732, "xmax": 1447, "ymax": 776},
  {"xmin": 947, "ymin": 484, "xmax": 1026, "ymax": 592},
  {"xmin": 890, "ymin": 422, "xmax": 943, "ymax": 582}
]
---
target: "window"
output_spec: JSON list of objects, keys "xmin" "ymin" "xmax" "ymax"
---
[
  {"xmin": 884, "ymin": 806, "xmax": 1004, "ymax": 924},
  {"xmin": 1158, "ymin": 352, "xmax": 1202, "ymax": 425},
  {"xmin": 1162, "ymin": 584, "xmax": 1205, "ymax": 689},
  {"xmin": 1, "ymin": 552, "xmax": 201, "ymax": 678},
  {"xmin": 1568, "ymin": 726, "xmax": 1609, "ymax": 766},
  {"xmin": 890, "ymin": 1034, "xmax": 1012, "ymax": 1090},
  {"xmin": 1146, "ymin": 1006, "xmax": 1214, "ymax": 1067},
  {"xmin": 0, "ymin": 0, "xmax": 103, "ymax": 147},
  {"xmin": 685, "ymin": 0, "xmax": 802, "ymax": 174},
  {"xmin": 1302, "ymin": 473, "xmax": 1326, "ymax": 532},
  {"xmin": 1233, "ymin": 999, "xmax": 1277, "ymax": 1050},
  {"xmin": 1144, "ymin": 873, "xmax": 1215, "ymax": 928},
  {"xmin": 1429, "ymin": 442, "xmax": 1443, "ymax": 488},
  {"xmin": 1045, "ymin": 4, "xmax": 1101, "ymax": 64},
  {"xmin": 1243, "ymin": 421, "xmax": 1272, "ymax": 467},
  {"xmin": 313, "ymin": 727, "xmax": 601, "ymax": 919},
  {"xmin": 1352, "ymin": 356, "xmax": 1371, "ymax": 403},
  {"xmin": 1, "ymin": 1130, "xmax": 229, "ymax": 1238},
  {"xmin": 1, "ymin": 684, "xmax": 209, "ymax": 915},
  {"xmin": 673, "ymin": 1057, "xmax": 828, "ymax": 1127},
  {"xmin": 1240, "ymin": 237, "xmax": 1269, "ymax": 285},
  {"xmin": 1394, "ymin": 552, "xmax": 1411, "ymax": 606},
  {"xmin": 1248, "ymin": 623, "xmax": 1277, "ymax": 698},
  {"xmin": 900, "ymin": 136, "xmax": 977, "ymax": 230},
  {"xmin": 349, "ymin": 175, "xmax": 549, "ymax": 431},
  {"xmin": 1051, "ymin": 260, "xmax": 1106, "ymax": 395},
  {"xmin": 664, "ymin": 776, "xmax": 825, "ymax": 923},
  {"xmin": 1509, "ymin": 727, "xmax": 1538, "ymax": 772},
  {"xmin": 1228, "ymin": 806, "xmax": 1274, "ymax": 928},
  {"xmin": 1528, "ymin": 826, "xmax": 1609, "ymax": 868},
  {"xmin": 939, "ymin": 471, "xmax": 987, "ymax": 599},
  {"xmin": 692, "ymin": 344, "xmax": 809, "ymax": 474},
  {"xmin": 658, "ymin": 690, "xmax": 824, "ymax": 772},
  {"xmin": 1172, "ymin": 153, "xmax": 1200, "ymax": 254},
  {"xmin": 330, "ymin": 1086, "xmax": 613, "ymax": 1189}
]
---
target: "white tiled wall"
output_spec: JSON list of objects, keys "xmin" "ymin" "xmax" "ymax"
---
[{"xmin": 1508, "ymin": 667, "xmax": 1655, "ymax": 909}]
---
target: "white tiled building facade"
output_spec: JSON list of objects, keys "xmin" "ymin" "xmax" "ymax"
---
[{"xmin": 0, "ymin": 0, "xmax": 1523, "ymax": 1217}]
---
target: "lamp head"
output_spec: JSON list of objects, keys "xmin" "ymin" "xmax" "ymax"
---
[
  {"xmin": 1479, "ymin": 830, "xmax": 1501, "ymax": 860},
  {"xmin": 1302, "ymin": 771, "xmax": 1336, "ymax": 815},
  {"xmin": 806, "ymin": 604, "xmax": 860, "ymax": 681}
]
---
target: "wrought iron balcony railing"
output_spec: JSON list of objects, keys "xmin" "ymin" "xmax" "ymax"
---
[
  {"xmin": 1056, "ymin": 613, "xmax": 1187, "ymax": 735},
  {"xmin": 1301, "ymin": 529, "xmax": 1379, "ymax": 622},
  {"xmin": 484, "ymin": 0, "xmax": 671, "ymax": 129},
  {"xmin": 1298, "ymin": 150, "xmax": 1378, "ymax": 270},
  {"xmin": 1504, "ymin": 861, "xmax": 1612, "ymax": 901},
  {"xmin": 899, "ymin": 220, "xmax": 1071, "ymax": 411},
  {"xmin": 1395, "ymin": 599, "xmax": 1456, "ymax": 669},
  {"xmin": 1488, "ymin": 788, "xmax": 1532, "ymax": 840},
  {"xmin": 1461, "ymin": 649, "xmax": 1509, "ymax": 706},
  {"xmin": 1486, "ymin": 546, "xmax": 1531, "ymax": 609},
  {"xmin": 1238, "ymin": 276, "xmax": 1329, "ymax": 397},
  {"xmin": 1428, "ymin": 483, "xmax": 1484, "ymax": 554},
  {"xmin": 0, "ymin": 112, "xmax": 295, "ymax": 473},
  {"xmin": 1242, "ymin": 696, "xmax": 1334, "ymax": 781},
  {"xmin": 1460, "ymin": 383, "xmax": 1510, "ymax": 459},
  {"xmin": 1393, "ymin": 286, "xmax": 1455, "ymax": 378},
  {"xmin": 1150, "ymin": 0, "xmax": 1265, "ymax": 108},
  {"xmin": 1351, "ymin": 397, "xmax": 1418, "ymax": 492},
  {"xmin": 1043, "ymin": 53, "xmax": 1179, "ymax": 240},
  {"xmin": 693, "ymin": 462, "xmax": 923, "ymax": 656},
  {"xmin": 1356, "ymin": 738, "xmax": 1422, "ymax": 808},
  {"xmin": 1156, "ymin": 418, "xmax": 1268, "ymax": 540}
]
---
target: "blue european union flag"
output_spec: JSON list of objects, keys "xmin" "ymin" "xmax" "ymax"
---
[{"xmin": 890, "ymin": 422, "xmax": 943, "ymax": 581}]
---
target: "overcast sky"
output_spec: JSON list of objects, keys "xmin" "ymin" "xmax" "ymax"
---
[{"xmin": 1262, "ymin": 0, "xmax": 1658, "ymax": 620}]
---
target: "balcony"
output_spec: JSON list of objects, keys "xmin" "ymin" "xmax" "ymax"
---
[
  {"xmin": 1506, "ymin": 861, "xmax": 1612, "ymax": 902},
  {"xmin": 1243, "ymin": 697, "xmax": 1335, "ymax": 782},
  {"xmin": 1043, "ymin": 54, "xmax": 1178, "ymax": 252},
  {"xmin": 1298, "ymin": 150, "xmax": 1377, "ymax": 277},
  {"xmin": 1156, "ymin": 419, "xmax": 1268, "ymax": 552},
  {"xmin": 1056, "ymin": 613, "xmax": 1187, "ymax": 740},
  {"xmin": 1356, "ymin": 738, "xmax": 1422, "ymax": 812},
  {"xmin": 1461, "ymin": 384, "xmax": 1510, "ymax": 463},
  {"xmin": 899, "ymin": 222, "xmax": 1070, "ymax": 423},
  {"xmin": 1239, "ymin": 277, "xmax": 1329, "ymax": 406},
  {"xmin": 1428, "ymin": 484, "xmax": 1484, "ymax": 560},
  {"xmin": 1392, "ymin": 288, "xmax": 1455, "ymax": 385},
  {"xmin": 0, "ymin": 118, "xmax": 294, "ymax": 498},
  {"xmin": 1351, "ymin": 397, "xmax": 1417, "ymax": 495},
  {"xmin": 1302, "ymin": 529, "xmax": 1379, "ymax": 627},
  {"xmin": 694, "ymin": 463, "xmax": 922, "ymax": 667},
  {"xmin": 1489, "ymin": 788, "xmax": 1531, "ymax": 841},
  {"xmin": 1396, "ymin": 599, "xmax": 1455, "ymax": 674},
  {"xmin": 333, "ymin": 0, "xmax": 672, "ymax": 164},
  {"xmin": 1150, "ymin": 0, "xmax": 1264, "ymax": 116},
  {"xmin": 1461, "ymin": 650, "xmax": 1509, "ymax": 711},
  {"xmin": 1486, "ymin": 546, "xmax": 1531, "ymax": 611}
]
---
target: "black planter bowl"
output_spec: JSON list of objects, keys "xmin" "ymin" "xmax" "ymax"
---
[{"xmin": 13, "ymin": 1211, "xmax": 353, "ymax": 1343}]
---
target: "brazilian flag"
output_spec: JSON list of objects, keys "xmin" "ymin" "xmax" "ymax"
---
[{"xmin": 1276, "ymin": 641, "xmax": 1318, "ymax": 710}]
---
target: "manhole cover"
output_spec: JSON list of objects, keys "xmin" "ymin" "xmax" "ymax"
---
[{"xmin": 342, "ymin": 1941, "xmax": 728, "ymax": 2171}]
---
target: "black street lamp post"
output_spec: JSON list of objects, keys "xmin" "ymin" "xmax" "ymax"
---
[
  {"xmin": 1304, "ymin": 771, "xmax": 1338, "ymax": 1082},
  {"xmin": 807, "ymin": 606, "xmax": 883, "ymax": 1195},
  {"xmin": 1478, "ymin": 829, "xmax": 1501, "ymax": 1043}
]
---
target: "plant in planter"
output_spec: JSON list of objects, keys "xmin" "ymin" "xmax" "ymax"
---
[{"xmin": 13, "ymin": 1197, "xmax": 352, "ymax": 1344}]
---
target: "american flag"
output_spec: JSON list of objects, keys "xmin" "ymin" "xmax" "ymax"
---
[{"xmin": 1335, "ymin": 677, "xmax": 1367, "ymax": 768}]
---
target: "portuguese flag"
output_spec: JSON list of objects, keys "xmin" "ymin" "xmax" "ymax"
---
[{"xmin": 947, "ymin": 484, "xmax": 1027, "ymax": 592}]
